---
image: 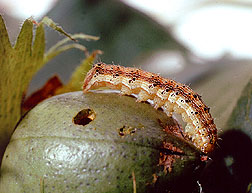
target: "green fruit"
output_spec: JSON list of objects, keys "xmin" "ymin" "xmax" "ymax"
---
[{"xmin": 0, "ymin": 91, "xmax": 202, "ymax": 193}]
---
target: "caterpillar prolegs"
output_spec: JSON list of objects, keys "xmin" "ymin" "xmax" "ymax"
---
[{"xmin": 83, "ymin": 63, "xmax": 217, "ymax": 153}]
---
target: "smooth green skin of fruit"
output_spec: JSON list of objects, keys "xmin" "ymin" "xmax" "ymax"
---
[{"xmin": 0, "ymin": 91, "xmax": 201, "ymax": 193}]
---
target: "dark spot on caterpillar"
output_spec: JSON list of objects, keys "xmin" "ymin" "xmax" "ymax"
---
[
  {"xmin": 204, "ymin": 107, "xmax": 210, "ymax": 113},
  {"xmin": 208, "ymin": 119, "xmax": 214, "ymax": 124},
  {"xmin": 83, "ymin": 63, "xmax": 218, "ymax": 154}
]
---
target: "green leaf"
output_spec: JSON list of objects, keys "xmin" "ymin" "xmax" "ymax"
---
[
  {"xmin": 44, "ymin": 34, "xmax": 99, "ymax": 64},
  {"xmin": 226, "ymin": 78, "xmax": 252, "ymax": 137},
  {"xmin": 193, "ymin": 63, "xmax": 252, "ymax": 131},
  {"xmin": 40, "ymin": 16, "xmax": 77, "ymax": 41},
  {"xmin": 198, "ymin": 78, "xmax": 252, "ymax": 193}
]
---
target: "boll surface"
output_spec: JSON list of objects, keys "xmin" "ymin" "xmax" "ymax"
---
[{"xmin": 0, "ymin": 91, "xmax": 202, "ymax": 193}]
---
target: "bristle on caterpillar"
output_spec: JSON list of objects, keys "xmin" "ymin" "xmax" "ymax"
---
[{"xmin": 83, "ymin": 63, "xmax": 217, "ymax": 153}]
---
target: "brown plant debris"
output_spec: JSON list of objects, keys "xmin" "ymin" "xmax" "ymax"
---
[
  {"xmin": 132, "ymin": 171, "xmax": 136, "ymax": 193},
  {"xmin": 22, "ymin": 76, "xmax": 63, "ymax": 113},
  {"xmin": 159, "ymin": 142, "xmax": 184, "ymax": 174},
  {"xmin": 152, "ymin": 173, "xmax": 158, "ymax": 184},
  {"xmin": 158, "ymin": 118, "xmax": 185, "ymax": 140}
]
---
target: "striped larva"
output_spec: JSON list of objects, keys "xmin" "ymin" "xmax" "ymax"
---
[{"xmin": 83, "ymin": 63, "xmax": 217, "ymax": 153}]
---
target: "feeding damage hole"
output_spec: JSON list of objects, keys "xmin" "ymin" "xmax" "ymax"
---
[
  {"xmin": 73, "ymin": 108, "xmax": 96, "ymax": 126},
  {"xmin": 118, "ymin": 125, "xmax": 137, "ymax": 137}
]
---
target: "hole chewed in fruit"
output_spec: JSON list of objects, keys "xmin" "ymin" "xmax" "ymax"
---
[
  {"xmin": 73, "ymin": 108, "xmax": 96, "ymax": 126},
  {"xmin": 118, "ymin": 125, "xmax": 137, "ymax": 137}
]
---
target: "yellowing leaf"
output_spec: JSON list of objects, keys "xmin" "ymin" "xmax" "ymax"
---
[
  {"xmin": 0, "ymin": 15, "xmax": 99, "ymax": 162},
  {"xmin": 21, "ymin": 49, "xmax": 102, "ymax": 113},
  {"xmin": 56, "ymin": 50, "xmax": 103, "ymax": 94},
  {"xmin": 0, "ymin": 18, "xmax": 37, "ymax": 153}
]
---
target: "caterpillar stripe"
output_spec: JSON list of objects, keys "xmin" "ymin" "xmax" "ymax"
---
[{"xmin": 83, "ymin": 63, "xmax": 217, "ymax": 153}]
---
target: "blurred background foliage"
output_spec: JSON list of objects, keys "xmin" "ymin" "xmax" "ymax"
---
[{"xmin": 1, "ymin": 0, "xmax": 252, "ymax": 192}]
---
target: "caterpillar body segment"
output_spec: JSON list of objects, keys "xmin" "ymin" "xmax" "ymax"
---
[{"xmin": 83, "ymin": 63, "xmax": 217, "ymax": 153}]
